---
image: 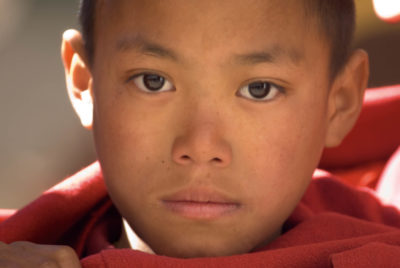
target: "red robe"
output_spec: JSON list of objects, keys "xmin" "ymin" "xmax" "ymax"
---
[{"xmin": 1, "ymin": 85, "xmax": 400, "ymax": 267}]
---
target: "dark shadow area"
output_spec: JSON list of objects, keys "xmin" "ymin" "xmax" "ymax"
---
[{"xmin": 355, "ymin": 31, "xmax": 400, "ymax": 87}]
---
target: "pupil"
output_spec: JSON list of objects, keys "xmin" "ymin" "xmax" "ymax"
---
[
  {"xmin": 248, "ymin": 82, "xmax": 271, "ymax": 98},
  {"xmin": 143, "ymin": 74, "xmax": 165, "ymax": 91}
]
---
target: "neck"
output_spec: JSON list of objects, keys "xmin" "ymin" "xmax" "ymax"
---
[{"xmin": 114, "ymin": 218, "xmax": 155, "ymax": 254}]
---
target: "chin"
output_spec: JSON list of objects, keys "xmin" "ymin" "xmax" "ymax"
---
[
  {"xmin": 161, "ymin": 248, "xmax": 239, "ymax": 259},
  {"xmin": 153, "ymin": 239, "xmax": 252, "ymax": 259}
]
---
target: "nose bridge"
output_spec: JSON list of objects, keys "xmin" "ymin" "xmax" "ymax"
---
[
  {"xmin": 181, "ymin": 73, "xmax": 226, "ymax": 132},
  {"xmin": 171, "ymin": 91, "xmax": 232, "ymax": 167}
]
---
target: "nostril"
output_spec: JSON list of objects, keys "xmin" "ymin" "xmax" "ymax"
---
[
  {"xmin": 170, "ymin": 154, "xmax": 192, "ymax": 165},
  {"xmin": 175, "ymin": 155, "xmax": 192, "ymax": 165},
  {"xmin": 179, "ymin": 155, "xmax": 192, "ymax": 163},
  {"xmin": 212, "ymin": 157, "xmax": 222, "ymax": 163}
]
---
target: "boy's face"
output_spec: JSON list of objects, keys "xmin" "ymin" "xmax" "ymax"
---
[{"xmin": 90, "ymin": 0, "xmax": 332, "ymax": 257}]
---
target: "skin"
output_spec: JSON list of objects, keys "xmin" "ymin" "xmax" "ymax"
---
[
  {"xmin": 60, "ymin": 0, "xmax": 369, "ymax": 259},
  {"xmin": 0, "ymin": 241, "xmax": 81, "ymax": 267}
]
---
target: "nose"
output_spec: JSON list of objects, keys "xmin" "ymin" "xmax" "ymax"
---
[{"xmin": 171, "ymin": 120, "xmax": 232, "ymax": 168}]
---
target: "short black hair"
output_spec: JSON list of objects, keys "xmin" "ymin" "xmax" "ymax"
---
[
  {"xmin": 304, "ymin": 0, "xmax": 355, "ymax": 78},
  {"xmin": 78, "ymin": 0, "xmax": 355, "ymax": 78},
  {"xmin": 79, "ymin": 0, "xmax": 96, "ymax": 65}
]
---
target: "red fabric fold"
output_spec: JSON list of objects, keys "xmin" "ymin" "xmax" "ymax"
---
[
  {"xmin": 0, "ymin": 162, "xmax": 107, "ymax": 245},
  {"xmin": 330, "ymin": 242, "xmax": 400, "ymax": 268}
]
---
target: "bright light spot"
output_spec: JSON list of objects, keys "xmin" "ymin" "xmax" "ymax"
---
[{"xmin": 373, "ymin": 0, "xmax": 400, "ymax": 22}]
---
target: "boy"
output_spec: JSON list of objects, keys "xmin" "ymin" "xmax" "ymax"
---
[{"xmin": 1, "ymin": 0, "xmax": 400, "ymax": 267}]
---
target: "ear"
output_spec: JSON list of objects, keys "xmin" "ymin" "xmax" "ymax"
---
[
  {"xmin": 325, "ymin": 49, "xmax": 369, "ymax": 147},
  {"xmin": 61, "ymin": 29, "xmax": 93, "ymax": 130}
]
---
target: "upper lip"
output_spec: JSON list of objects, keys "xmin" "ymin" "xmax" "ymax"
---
[{"xmin": 161, "ymin": 187, "xmax": 239, "ymax": 204}]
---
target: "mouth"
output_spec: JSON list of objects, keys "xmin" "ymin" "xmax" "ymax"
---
[{"xmin": 161, "ymin": 188, "xmax": 241, "ymax": 220}]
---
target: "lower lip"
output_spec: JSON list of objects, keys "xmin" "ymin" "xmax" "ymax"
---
[{"xmin": 162, "ymin": 201, "xmax": 240, "ymax": 220}]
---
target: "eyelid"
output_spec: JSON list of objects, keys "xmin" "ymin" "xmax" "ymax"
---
[{"xmin": 125, "ymin": 69, "xmax": 175, "ymax": 84}]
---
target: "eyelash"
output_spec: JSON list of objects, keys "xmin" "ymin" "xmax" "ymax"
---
[{"xmin": 128, "ymin": 72, "xmax": 285, "ymax": 101}]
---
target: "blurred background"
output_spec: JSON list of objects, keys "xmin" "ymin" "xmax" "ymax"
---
[
  {"xmin": 0, "ymin": 0, "xmax": 399, "ymax": 209},
  {"xmin": 0, "ymin": 0, "xmax": 96, "ymax": 209}
]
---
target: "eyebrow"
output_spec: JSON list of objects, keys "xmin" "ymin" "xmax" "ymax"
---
[
  {"xmin": 233, "ymin": 47, "xmax": 303, "ymax": 66},
  {"xmin": 116, "ymin": 34, "xmax": 302, "ymax": 66},
  {"xmin": 116, "ymin": 34, "xmax": 180, "ymax": 62},
  {"xmin": 234, "ymin": 52, "xmax": 275, "ymax": 65}
]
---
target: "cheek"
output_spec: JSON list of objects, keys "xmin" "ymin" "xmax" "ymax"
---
[
  {"xmin": 221, "ymin": 100, "xmax": 330, "ymax": 250},
  {"xmin": 91, "ymin": 82, "xmax": 174, "ymax": 205},
  {"xmin": 93, "ymin": 79, "xmax": 170, "ymax": 163},
  {"xmin": 240, "ymin": 98, "xmax": 328, "ymax": 207}
]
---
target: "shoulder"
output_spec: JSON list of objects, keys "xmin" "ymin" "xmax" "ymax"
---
[{"xmin": 300, "ymin": 171, "xmax": 400, "ymax": 228}]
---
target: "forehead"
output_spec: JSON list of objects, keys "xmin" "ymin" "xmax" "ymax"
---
[{"xmin": 95, "ymin": 0, "xmax": 324, "ymax": 70}]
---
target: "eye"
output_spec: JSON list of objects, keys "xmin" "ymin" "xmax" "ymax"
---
[
  {"xmin": 130, "ymin": 73, "xmax": 174, "ymax": 93},
  {"xmin": 237, "ymin": 81, "xmax": 284, "ymax": 102}
]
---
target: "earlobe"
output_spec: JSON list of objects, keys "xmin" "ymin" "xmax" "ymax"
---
[
  {"xmin": 61, "ymin": 29, "xmax": 93, "ymax": 130},
  {"xmin": 325, "ymin": 49, "xmax": 369, "ymax": 147}
]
